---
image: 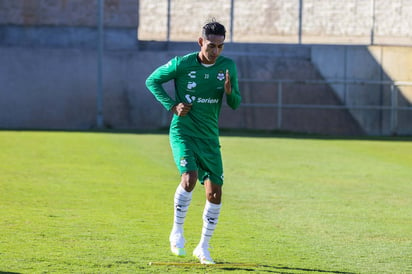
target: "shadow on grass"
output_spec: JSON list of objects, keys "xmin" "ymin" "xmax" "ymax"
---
[
  {"xmin": 216, "ymin": 263, "xmax": 355, "ymax": 273},
  {"xmin": 0, "ymin": 272, "xmax": 22, "ymax": 274},
  {"xmin": 148, "ymin": 262, "xmax": 355, "ymax": 274}
]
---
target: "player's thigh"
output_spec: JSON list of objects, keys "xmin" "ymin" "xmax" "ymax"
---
[
  {"xmin": 197, "ymin": 138, "xmax": 224, "ymax": 186},
  {"xmin": 170, "ymin": 135, "xmax": 198, "ymax": 174}
]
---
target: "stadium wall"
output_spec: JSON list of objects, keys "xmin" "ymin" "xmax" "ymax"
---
[{"xmin": 1, "ymin": 42, "xmax": 411, "ymax": 135}]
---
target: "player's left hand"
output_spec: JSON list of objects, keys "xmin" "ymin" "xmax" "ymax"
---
[{"xmin": 225, "ymin": 69, "xmax": 232, "ymax": 95}]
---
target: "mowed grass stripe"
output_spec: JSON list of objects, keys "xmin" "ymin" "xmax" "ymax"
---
[{"xmin": 0, "ymin": 131, "xmax": 411, "ymax": 273}]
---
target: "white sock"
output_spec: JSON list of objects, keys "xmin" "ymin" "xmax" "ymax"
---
[
  {"xmin": 171, "ymin": 184, "xmax": 192, "ymax": 235},
  {"xmin": 198, "ymin": 200, "xmax": 221, "ymax": 248}
]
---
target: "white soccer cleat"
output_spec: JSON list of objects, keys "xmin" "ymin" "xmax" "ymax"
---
[
  {"xmin": 193, "ymin": 245, "xmax": 215, "ymax": 264},
  {"xmin": 169, "ymin": 231, "xmax": 186, "ymax": 257},
  {"xmin": 170, "ymin": 245, "xmax": 186, "ymax": 257}
]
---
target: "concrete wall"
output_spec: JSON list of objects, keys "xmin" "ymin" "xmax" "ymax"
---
[
  {"xmin": 0, "ymin": 0, "xmax": 137, "ymax": 27},
  {"xmin": 139, "ymin": 0, "xmax": 412, "ymax": 45},
  {"xmin": 3, "ymin": 41, "xmax": 411, "ymax": 135},
  {"xmin": 311, "ymin": 45, "xmax": 412, "ymax": 135},
  {"xmin": 0, "ymin": 0, "xmax": 138, "ymax": 50},
  {"xmin": 0, "ymin": 47, "xmax": 160, "ymax": 130}
]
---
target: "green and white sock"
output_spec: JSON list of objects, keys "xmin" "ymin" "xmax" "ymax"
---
[
  {"xmin": 198, "ymin": 200, "xmax": 221, "ymax": 248},
  {"xmin": 171, "ymin": 184, "xmax": 192, "ymax": 235}
]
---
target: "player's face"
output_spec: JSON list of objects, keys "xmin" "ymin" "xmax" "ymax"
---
[{"xmin": 198, "ymin": 34, "xmax": 225, "ymax": 64}]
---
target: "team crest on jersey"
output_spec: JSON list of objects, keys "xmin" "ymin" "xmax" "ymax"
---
[
  {"xmin": 217, "ymin": 71, "xmax": 225, "ymax": 81},
  {"xmin": 180, "ymin": 158, "xmax": 188, "ymax": 167}
]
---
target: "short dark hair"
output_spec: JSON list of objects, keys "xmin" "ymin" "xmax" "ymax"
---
[{"xmin": 202, "ymin": 20, "xmax": 226, "ymax": 39}]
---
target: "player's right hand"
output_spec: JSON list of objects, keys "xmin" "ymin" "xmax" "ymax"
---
[{"xmin": 172, "ymin": 102, "xmax": 192, "ymax": 116}]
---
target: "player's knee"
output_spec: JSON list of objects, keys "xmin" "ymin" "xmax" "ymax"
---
[
  {"xmin": 206, "ymin": 189, "xmax": 222, "ymax": 204},
  {"xmin": 180, "ymin": 171, "xmax": 197, "ymax": 192}
]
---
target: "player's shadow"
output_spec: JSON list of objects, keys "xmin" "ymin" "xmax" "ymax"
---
[{"xmin": 216, "ymin": 263, "xmax": 356, "ymax": 274}]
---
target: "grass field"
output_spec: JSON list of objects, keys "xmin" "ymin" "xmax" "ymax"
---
[{"xmin": 0, "ymin": 130, "xmax": 411, "ymax": 273}]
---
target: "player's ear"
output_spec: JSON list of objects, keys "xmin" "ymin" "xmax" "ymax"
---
[{"xmin": 198, "ymin": 37, "xmax": 203, "ymax": 47}]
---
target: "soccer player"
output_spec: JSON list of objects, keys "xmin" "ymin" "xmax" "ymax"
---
[{"xmin": 145, "ymin": 20, "xmax": 241, "ymax": 264}]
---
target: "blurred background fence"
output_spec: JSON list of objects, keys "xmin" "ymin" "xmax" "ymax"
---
[{"xmin": 233, "ymin": 79, "xmax": 412, "ymax": 136}]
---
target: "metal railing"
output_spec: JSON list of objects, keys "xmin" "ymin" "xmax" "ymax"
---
[{"xmin": 238, "ymin": 79, "xmax": 412, "ymax": 135}]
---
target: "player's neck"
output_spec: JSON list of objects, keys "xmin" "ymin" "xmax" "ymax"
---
[{"xmin": 197, "ymin": 53, "xmax": 215, "ymax": 67}]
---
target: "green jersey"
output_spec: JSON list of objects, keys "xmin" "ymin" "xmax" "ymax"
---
[{"xmin": 146, "ymin": 52, "xmax": 241, "ymax": 138}]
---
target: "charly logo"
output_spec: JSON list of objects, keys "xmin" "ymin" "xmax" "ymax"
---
[{"xmin": 188, "ymin": 71, "xmax": 196, "ymax": 79}]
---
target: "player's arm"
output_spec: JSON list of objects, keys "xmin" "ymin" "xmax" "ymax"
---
[
  {"xmin": 145, "ymin": 58, "xmax": 178, "ymax": 111},
  {"xmin": 225, "ymin": 64, "xmax": 241, "ymax": 110}
]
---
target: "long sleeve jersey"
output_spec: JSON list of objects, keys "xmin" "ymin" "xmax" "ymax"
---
[{"xmin": 145, "ymin": 52, "xmax": 241, "ymax": 139}]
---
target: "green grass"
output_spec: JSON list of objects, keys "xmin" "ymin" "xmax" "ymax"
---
[{"xmin": 0, "ymin": 130, "xmax": 411, "ymax": 273}]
